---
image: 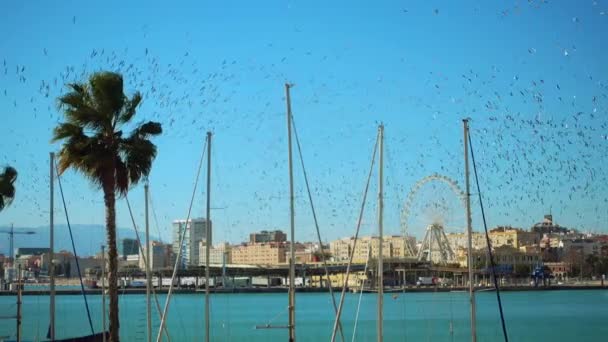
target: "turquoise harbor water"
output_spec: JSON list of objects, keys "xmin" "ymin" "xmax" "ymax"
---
[{"xmin": 1, "ymin": 290, "xmax": 607, "ymax": 341}]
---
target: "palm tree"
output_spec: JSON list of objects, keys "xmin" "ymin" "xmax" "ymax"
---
[
  {"xmin": 52, "ymin": 72, "xmax": 162, "ymax": 342},
  {"xmin": 0, "ymin": 166, "xmax": 17, "ymax": 212}
]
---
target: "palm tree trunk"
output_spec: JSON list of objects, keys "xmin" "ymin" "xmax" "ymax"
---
[{"xmin": 103, "ymin": 177, "xmax": 119, "ymax": 342}]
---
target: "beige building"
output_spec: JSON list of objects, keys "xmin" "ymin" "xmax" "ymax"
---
[
  {"xmin": 446, "ymin": 232, "xmax": 487, "ymax": 251},
  {"xmin": 447, "ymin": 227, "xmax": 540, "ymax": 252},
  {"xmin": 231, "ymin": 242, "xmax": 286, "ymax": 265},
  {"xmin": 330, "ymin": 236, "xmax": 412, "ymax": 264},
  {"xmin": 457, "ymin": 245, "xmax": 540, "ymax": 269},
  {"xmin": 488, "ymin": 227, "xmax": 540, "ymax": 249},
  {"xmin": 199, "ymin": 242, "xmax": 232, "ymax": 265},
  {"xmin": 140, "ymin": 241, "xmax": 174, "ymax": 271},
  {"xmin": 310, "ymin": 271, "xmax": 368, "ymax": 288},
  {"xmin": 40, "ymin": 252, "xmax": 103, "ymax": 277},
  {"xmin": 286, "ymin": 242, "xmax": 325, "ymax": 264}
]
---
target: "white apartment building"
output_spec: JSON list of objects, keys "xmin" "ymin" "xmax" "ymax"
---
[{"xmin": 172, "ymin": 218, "xmax": 211, "ymax": 268}]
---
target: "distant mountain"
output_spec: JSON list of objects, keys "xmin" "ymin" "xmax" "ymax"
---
[{"xmin": 0, "ymin": 224, "xmax": 161, "ymax": 257}]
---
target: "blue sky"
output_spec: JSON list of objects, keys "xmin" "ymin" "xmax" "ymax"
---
[{"xmin": 1, "ymin": 0, "xmax": 607, "ymax": 249}]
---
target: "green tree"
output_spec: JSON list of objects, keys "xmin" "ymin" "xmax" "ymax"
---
[
  {"xmin": 514, "ymin": 264, "xmax": 530, "ymax": 277},
  {"xmin": 585, "ymin": 254, "xmax": 600, "ymax": 277},
  {"xmin": 0, "ymin": 166, "xmax": 17, "ymax": 212},
  {"xmin": 52, "ymin": 72, "xmax": 162, "ymax": 341}
]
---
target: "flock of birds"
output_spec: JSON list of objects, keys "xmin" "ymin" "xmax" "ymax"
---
[{"xmin": 1, "ymin": 1, "xmax": 607, "ymax": 248}]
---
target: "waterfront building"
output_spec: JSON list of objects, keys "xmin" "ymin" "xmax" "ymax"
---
[
  {"xmin": 172, "ymin": 218, "xmax": 211, "ymax": 268},
  {"xmin": 488, "ymin": 226, "xmax": 540, "ymax": 249},
  {"xmin": 559, "ymin": 238, "xmax": 603, "ymax": 256},
  {"xmin": 199, "ymin": 241, "xmax": 232, "ymax": 265},
  {"xmin": 249, "ymin": 230, "xmax": 287, "ymax": 243},
  {"xmin": 458, "ymin": 245, "xmax": 540, "ymax": 271},
  {"xmin": 544, "ymin": 262, "xmax": 572, "ymax": 279},
  {"xmin": 446, "ymin": 232, "xmax": 487, "ymax": 251},
  {"xmin": 15, "ymin": 247, "xmax": 50, "ymax": 257},
  {"xmin": 121, "ymin": 238, "xmax": 140, "ymax": 258},
  {"xmin": 140, "ymin": 241, "xmax": 174, "ymax": 271},
  {"xmin": 14, "ymin": 254, "xmax": 41, "ymax": 272},
  {"xmin": 286, "ymin": 242, "xmax": 329, "ymax": 264},
  {"xmin": 40, "ymin": 251, "xmax": 102, "ymax": 277},
  {"xmin": 329, "ymin": 236, "xmax": 412, "ymax": 263},
  {"xmin": 447, "ymin": 227, "xmax": 539, "ymax": 252},
  {"xmin": 310, "ymin": 270, "xmax": 368, "ymax": 288},
  {"xmin": 121, "ymin": 254, "xmax": 140, "ymax": 270},
  {"xmin": 231, "ymin": 242, "xmax": 286, "ymax": 265}
]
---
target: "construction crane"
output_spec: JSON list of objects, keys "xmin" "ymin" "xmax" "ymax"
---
[{"xmin": 0, "ymin": 224, "xmax": 36, "ymax": 266}]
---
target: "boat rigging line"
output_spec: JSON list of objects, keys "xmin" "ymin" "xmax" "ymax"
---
[
  {"xmin": 467, "ymin": 126, "xmax": 509, "ymax": 342},
  {"xmin": 351, "ymin": 243, "xmax": 372, "ymax": 342},
  {"xmin": 156, "ymin": 137, "xmax": 207, "ymax": 342},
  {"xmin": 54, "ymin": 158, "xmax": 95, "ymax": 336},
  {"xmin": 124, "ymin": 194, "xmax": 172, "ymax": 342},
  {"xmin": 330, "ymin": 129, "xmax": 379, "ymax": 342},
  {"xmin": 290, "ymin": 113, "xmax": 345, "ymax": 342}
]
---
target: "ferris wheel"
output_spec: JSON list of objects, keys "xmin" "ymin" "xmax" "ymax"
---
[{"xmin": 400, "ymin": 173, "xmax": 467, "ymax": 264}]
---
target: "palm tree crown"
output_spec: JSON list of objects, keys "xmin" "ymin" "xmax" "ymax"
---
[{"xmin": 52, "ymin": 72, "xmax": 162, "ymax": 192}]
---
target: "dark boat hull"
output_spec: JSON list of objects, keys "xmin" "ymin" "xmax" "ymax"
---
[
  {"xmin": 41, "ymin": 332, "xmax": 108, "ymax": 342},
  {"xmin": 55, "ymin": 332, "xmax": 108, "ymax": 342}
]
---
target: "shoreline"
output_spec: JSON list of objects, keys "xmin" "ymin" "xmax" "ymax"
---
[{"xmin": 1, "ymin": 284, "xmax": 606, "ymax": 296}]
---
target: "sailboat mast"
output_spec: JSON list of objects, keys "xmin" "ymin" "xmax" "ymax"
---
[
  {"xmin": 49, "ymin": 151, "xmax": 56, "ymax": 341},
  {"xmin": 463, "ymin": 119, "xmax": 477, "ymax": 342},
  {"xmin": 17, "ymin": 264, "xmax": 22, "ymax": 342},
  {"xmin": 286, "ymin": 83, "xmax": 296, "ymax": 342},
  {"xmin": 145, "ymin": 182, "xmax": 151, "ymax": 342},
  {"xmin": 205, "ymin": 131, "xmax": 212, "ymax": 342},
  {"xmin": 377, "ymin": 124, "xmax": 384, "ymax": 342},
  {"xmin": 101, "ymin": 245, "xmax": 107, "ymax": 342}
]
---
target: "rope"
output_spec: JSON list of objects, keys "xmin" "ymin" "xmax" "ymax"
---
[
  {"xmin": 331, "ymin": 131, "xmax": 379, "ymax": 342},
  {"xmin": 156, "ymin": 138, "xmax": 207, "ymax": 342},
  {"xmin": 290, "ymin": 114, "xmax": 345, "ymax": 342},
  {"xmin": 261, "ymin": 306, "xmax": 290, "ymax": 327},
  {"xmin": 54, "ymin": 161, "xmax": 95, "ymax": 335},
  {"xmin": 351, "ymin": 243, "xmax": 371, "ymax": 342},
  {"xmin": 468, "ymin": 130, "xmax": 509, "ymax": 342},
  {"xmin": 124, "ymin": 195, "xmax": 172, "ymax": 342}
]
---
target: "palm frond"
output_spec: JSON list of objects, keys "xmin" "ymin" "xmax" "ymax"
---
[
  {"xmin": 113, "ymin": 156, "xmax": 128, "ymax": 196},
  {"xmin": 58, "ymin": 84, "xmax": 107, "ymax": 130},
  {"xmin": 52, "ymin": 123, "xmax": 85, "ymax": 142},
  {"xmin": 118, "ymin": 92, "xmax": 142, "ymax": 125},
  {"xmin": 131, "ymin": 121, "xmax": 162, "ymax": 139},
  {"xmin": 0, "ymin": 166, "xmax": 17, "ymax": 212},
  {"xmin": 89, "ymin": 72, "xmax": 126, "ymax": 123},
  {"xmin": 120, "ymin": 136, "xmax": 157, "ymax": 188}
]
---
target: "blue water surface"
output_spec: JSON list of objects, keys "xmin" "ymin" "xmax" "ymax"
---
[{"xmin": 1, "ymin": 290, "xmax": 607, "ymax": 341}]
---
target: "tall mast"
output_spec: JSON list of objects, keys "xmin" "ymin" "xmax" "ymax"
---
[
  {"xmin": 49, "ymin": 152, "xmax": 56, "ymax": 341},
  {"xmin": 463, "ymin": 119, "xmax": 477, "ymax": 342},
  {"xmin": 205, "ymin": 131, "xmax": 212, "ymax": 342},
  {"xmin": 377, "ymin": 124, "xmax": 384, "ymax": 342},
  {"xmin": 9, "ymin": 224, "xmax": 13, "ymax": 265},
  {"xmin": 17, "ymin": 264, "xmax": 22, "ymax": 342},
  {"xmin": 101, "ymin": 245, "xmax": 107, "ymax": 342},
  {"xmin": 145, "ymin": 182, "xmax": 151, "ymax": 342},
  {"xmin": 286, "ymin": 83, "xmax": 296, "ymax": 342}
]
